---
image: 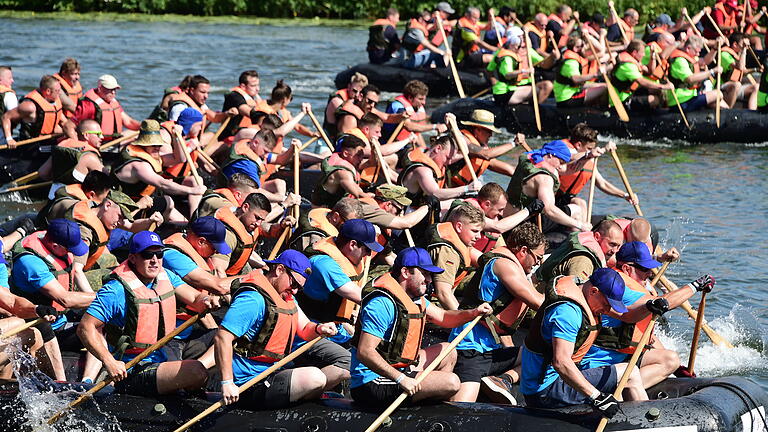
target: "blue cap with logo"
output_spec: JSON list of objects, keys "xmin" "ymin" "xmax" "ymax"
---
[
  {"xmin": 129, "ymin": 231, "xmax": 164, "ymax": 254},
  {"xmin": 264, "ymin": 249, "xmax": 312, "ymax": 285},
  {"xmin": 47, "ymin": 219, "xmax": 89, "ymax": 256},
  {"xmin": 589, "ymin": 267, "xmax": 628, "ymax": 313},
  {"xmin": 339, "ymin": 219, "xmax": 384, "ymax": 253},
  {"xmin": 393, "ymin": 247, "xmax": 444, "ymax": 274},
  {"xmin": 616, "ymin": 241, "xmax": 661, "ymax": 270},
  {"xmin": 190, "ymin": 216, "xmax": 232, "ymax": 255}
]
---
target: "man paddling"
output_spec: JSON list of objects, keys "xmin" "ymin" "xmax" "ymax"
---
[
  {"xmin": 218, "ymin": 70, "xmax": 261, "ymax": 140},
  {"xmin": 37, "ymin": 119, "xmax": 105, "ymax": 197},
  {"xmin": 310, "ymin": 134, "xmax": 371, "ymax": 207},
  {"xmin": 0, "ymin": 66, "xmax": 17, "ymax": 146},
  {"xmin": 52, "ymin": 58, "xmax": 83, "ymax": 117},
  {"xmin": 72, "ymin": 74, "xmax": 141, "ymax": 142},
  {"xmin": 351, "ymin": 247, "xmax": 492, "ymax": 405},
  {"xmin": 666, "ymin": 35, "xmax": 726, "ymax": 112}
]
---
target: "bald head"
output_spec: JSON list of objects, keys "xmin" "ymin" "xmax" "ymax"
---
[
  {"xmin": 627, "ymin": 218, "xmax": 652, "ymax": 249},
  {"xmin": 624, "ymin": 8, "xmax": 639, "ymax": 19},
  {"xmin": 233, "ymin": 128, "xmax": 259, "ymax": 142},
  {"xmin": 78, "ymin": 119, "xmax": 100, "ymax": 134},
  {"xmin": 535, "ymin": 13, "xmax": 548, "ymax": 26}
]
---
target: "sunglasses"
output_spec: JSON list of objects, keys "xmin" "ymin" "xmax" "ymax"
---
[
  {"xmin": 139, "ymin": 249, "xmax": 164, "ymax": 260},
  {"xmin": 83, "ymin": 130, "xmax": 103, "ymax": 137},
  {"xmin": 364, "ymin": 98, "xmax": 378, "ymax": 105},
  {"xmin": 528, "ymin": 248, "xmax": 544, "ymax": 265},
  {"xmin": 287, "ymin": 271, "xmax": 302, "ymax": 290}
]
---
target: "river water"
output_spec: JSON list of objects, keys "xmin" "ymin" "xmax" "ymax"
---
[{"xmin": 1, "ymin": 14, "xmax": 766, "ymax": 394}]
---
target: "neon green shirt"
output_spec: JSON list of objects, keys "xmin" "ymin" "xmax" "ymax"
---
[
  {"xmin": 720, "ymin": 50, "xmax": 736, "ymax": 77},
  {"xmin": 554, "ymin": 58, "xmax": 582, "ymax": 102},
  {"xmin": 666, "ymin": 56, "xmax": 698, "ymax": 106},
  {"xmin": 611, "ymin": 62, "xmax": 643, "ymax": 105},
  {"xmin": 488, "ymin": 49, "xmax": 544, "ymax": 95}
]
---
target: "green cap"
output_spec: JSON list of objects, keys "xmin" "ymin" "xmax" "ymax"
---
[
  {"xmin": 375, "ymin": 184, "xmax": 412, "ymax": 207},
  {"xmin": 108, "ymin": 190, "xmax": 139, "ymax": 222}
]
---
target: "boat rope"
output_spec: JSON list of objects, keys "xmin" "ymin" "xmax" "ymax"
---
[{"xmin": 692, "ymin": 381, "xmax": 768, "ymax": 432}]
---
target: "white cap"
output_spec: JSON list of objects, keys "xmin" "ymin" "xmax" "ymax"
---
[{"xmin": 98, "ymin": 74, "xmax": 121, "ymax": 90}]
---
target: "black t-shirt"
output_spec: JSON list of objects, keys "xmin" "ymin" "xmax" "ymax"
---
[
  {"xmin": 220, "ymin": 91, "xmax": 248, "ymax": 139},
  {"xmin": 606, "ymin": 23, "xmax": 623, "ymax": 42},
  {"xmin": 546, "ymin": 20, "xmax": 563, "ymax": 43},
  {"xmin": 529, "ymin": 32, "xmax": 542, "ymax": 51}
]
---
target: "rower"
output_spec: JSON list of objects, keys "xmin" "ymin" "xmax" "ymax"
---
[
  {"xmin": 520, "ymin": 268, "xmax": 648, "ymax": 415},
  {"xmin": 666, "ymin": 35, "xmax": 726, "ymax": 112},
  {"xmin": 425, "ymin": 204, "xmax": 484, "ymax": 310},
  {"xmin": 546, "ymin": 5, "xmax": 578, "ymax": 48},
  {"xmin": 37, "ymin": 119, "xmax": 105, "ymax": 197},
  {"xmin": 266, "ymin": 80, "xmax": 316, "ymax": 137},
  {"xmin": 720, "ymin": 32, "xmax": 755, "ymax": 108},
  {"xmin": 534, "ymin": 219, "xmax": 624, "ymax": 284},
  {"xmin": 523, "ymin": 13, "xmax": 550, "ymax": 56},
  {"xmin": 195, "ymin": 173, "xmax": 259, "ymax": 219},
  {"xmin": 505, "ymin": 140, "xmax": 591, "ymax": 234},
  {"xmin": 381, "ymin": 80, "xmax": 447, "ymax": 147},
  {"xmin": 310, "ymin": 134, "xmax": 371, "ymax": 207},
  {"xmin": 148, "ymin": 76, "xmax": 191, "ymax": 123},
  {"xmin": 37, "ymin": 170, "xmax": 112, "ymax": 228},
  {"xmin": 219, "ymin": 70, "xmax": 261, "ymax": 141},
  {"xmin": 446, "ymin": 110, "xmax": 518, "ymax": 184},
  {"xmin": 323, "ymin": 72, "xmax": 367, "ymax": 140},
  {"xmin": 488, "ymin": 31, "xmax": 557, "ymax": 106},
  {"xmin": 11, "ymin": 219, "xmax": 96, "ymax": 381},
  {"xmin": 52, "ymin": 58, "xmax": 83, "ymax": 117},
  {"xmin": 111, "ymin": 119, "xmax": 206, "ymax": 222},
  {"xmin": 0, "ymin": 66, "xmax": 16, "ymax": 146},
  {"xmin": 644, "ymin": 14, "xmax": 677, "ymax": 43},
  {"xmin": 606, "ymin": 5, "xmax": 638, "ymax": 45},
  {"xmin": 553, "ymin": 35, "xmax": 607, "ymax": 108},
  {"xmin": 216, "ymin": 250, "xmax": 341, "ymax": 408},
  {"xmin": 482, "ymin": 7, "xmax": 512, "ymax": 49},
  {"xmin": 354, "ymin": 113, "xmax": 412, "ymax": 183},
  {"xmin": 703, "ymin": 0, "xmax": 740, "ymax": 39},
  {"xmin": 167, "ymin": 75, "xmax": 236, "ymax": 129},
  {"xmin": 351, "ymin": 247, "xmax": 492, "ymax": 405},
  {"xmin": 289, "ymin": 197, "xmax": 364, "ymax": 253},
  {"xmin": 401, "ymin": 11, "xmax": 451, "ymax": 70},
  {"xmin": 73, "ymin": 74, "xmax": 141, "ymax": 143},
  {"xmin": 582, "ymin": 242, "xmax": 715, "ymax": 387},
  {"xmin": 450, "ymin": 223, "xmax": 547, "ymax": 403},
  {"xmin": 452, "ymin": 7, "xmax": 497, "ymax": 69},
  {"xmin": 358, "ymin": 184, "xmax": 432, "ymax": 246},
  {"xmin": 77, "ymin": 231, "xmax": 217, "ymax": 396},
  {"xmin": 2, "ymin": 74, "xmax": 75, "ymax": 151},
  {"xmin": 608, "ymin": 40, "xmax": 674, "ymax": 111},
  {"xmin": 367, "ymin": 7, "xmax": 401, "ymax": 65},
  {"xmin": 336, "ymin": 84, "xmax": 391, "ymax": 136},
  {"xmin": 297, "ymin": 219, "xmax": 382, "ymax": 343},
  {"xmin": 597, "ymin": 216, "xmax": 679, "ymax": 267}
]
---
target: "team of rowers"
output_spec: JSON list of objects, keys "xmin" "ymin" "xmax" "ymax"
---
[
  {"xmin": 367, "ymin": 0, "xmax": 768, "ymax": 112},
  {"xmin": 0, "ymin": 51, "xmax": 714, "ymax": 419}
]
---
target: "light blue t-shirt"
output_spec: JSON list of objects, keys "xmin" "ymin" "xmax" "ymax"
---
[
  {"xmin": 85, "ymin": 269, "xmax": 185, "ymax": 364},
  {"xmin": 350, "ymin": 294, "xmax": 431, "ymax": 388},
  {"xmin": 381, "ymin": 100, "xmax": 407, "ymax": 141},
  {"xmin": 580, "ymin": 287, "xmax": 646, "ymax": 369},
  {"xmin": 450, "ymin": 257, "xmax": 507, "ymax": 352},
  {"xmin": 220, "ymin": 289, "xmax": 273, "ymax": 386},
  {"xmin": 0, "ymin": 265, "xmax": 8, "ymax": 290},
  {"xmin": 519, "ymin": 302, "xmax": 583, "ymax": 395},
  {"xmin": 161, "ymin": 247, "xmax": 204, "ymax": 339},
  {"xmin": 11, "ymin": 254, "xmax": 66, "ymax": 330},
  {"xmin": 222, "ymin": 159, "xmax": 262, "ymax": 187},
  {"xmin": 301, "ymin": 254, "xmax": 354, "ymax": 344}
]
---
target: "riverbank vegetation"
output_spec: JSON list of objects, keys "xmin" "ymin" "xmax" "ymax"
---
[{"xmin": 1, "ymin": 0, "xmax": 709, "ymax": 25}]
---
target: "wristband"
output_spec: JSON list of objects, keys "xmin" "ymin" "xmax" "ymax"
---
[
  {"xmin": 15, "ymin": 227, "xmax": 25, "ymax": 237},
  {"xmin": 395, "ymin": 373, "xmax": 405, "ymax": 384},
  {"xmin": 313, "ymin": 323, "xmax": 321, "ymax": 335},
  {"xmin": 221, "ymin": 379, "xmax": 234, "ymax": 385},
  {"xmin": 432, "ymin": 124, "xmax": 437, "ymax": 131},
  {"xmin": 689, "ymin": 284, "xmax": 697, "ymax": 296},
  {"xmin": 463, "ymin": 185, "xmax": 469, "ymax": 194},
  {"xmin": 589, "ymin": 388, "xmax": 601, "ymax": 400}
]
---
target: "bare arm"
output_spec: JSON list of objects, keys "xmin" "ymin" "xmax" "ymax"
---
[
  {"xmin": 0, "ymin": 290, "xmax": 40, "ymax": 319},
  {"xmin": 334, "ymin": 281, "xmax": 363, "ymax": 304},
  {"xmin": 552, "ymin": 336, "xmax": 599, "ymax": 397},
  {"xmin": 336, "ymin": 170, "xmax": 370, "ymax": 199},
  {"xmin": 425, "ymin": 301, "xmax": 487, "ymax": 327},
  {"xmin": 496, "ymin": 258, "xmax": 544, "ymax": 309},
  {"xmin": 484, "ymin": 208, "xmax": 531, "ymax": 233},
  {"xmin": 39, "ymin": 278, "xmax": 95, "ymax": 309},
  {"xmin": 121, "ymin": 111, "xmax": 141, "ymax": 131},
  {"xmin": 433, "ymin": 281, "xmax": 459, "ymax": 310},
  {"xmin": 214, "ymin": 328, "xmax": 236, "ymax": 384},
  {"xmin": 126, "ymin": 162, "xmax": 204, "ymax": 196},
  {"xmin": 356, "ymin": 331, "xmax": 408, "ymax": 381},
  {"xmin": 71, "ymin": 262, "xmax": 94, "ymax": 293},
  {"xmin": 535, "ymin": 175, "xmax": 587, "ymax": 230},
  {"xmin": 594, "ymin": 169, "xmax": 629, "ymax": 199},
  {"xmin": 386, "ymin": 205, "xmax": 429, "ymax": 230},
  {"xmin": 414, "ymin": 167, "xmax": 467, "ymax": 200},
  {"xmin": 182, "ymin": 268, "xmax": 231, "ymax": 295}
]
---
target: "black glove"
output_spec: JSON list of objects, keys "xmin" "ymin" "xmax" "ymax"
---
[
  {"xmin": 423, "ymin": 195, "xmax": 442, "ymax": 225},
  {"xmin": 690, "ymin": 275, "xmax": 715, "ymax": 293},
  {"xmin": 591, "ymin": 392, "xmax": 620, "ymax": 418},
  {"xmin": 645, "ymin": 297, "xmax": 669, "ymax": 316},
  {"xmin": 35, "ymin": 305, "xmax": 58, "ymax": 319},
  {"xmin": 525, "ymin": 198, "xmax": 545, "ymax": 215},
  {"xmin": 16, "ymin": 217, "xmax": 36, "ymax": 237}
]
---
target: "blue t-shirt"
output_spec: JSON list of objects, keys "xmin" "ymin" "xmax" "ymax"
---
[
  {"xmin": 0, "ymin": 265, "xmax": 8, "ymax": 291},
  {"xmin": 450, "ymin": 257, "xmax": 505, "ymax": 353},
  {"xmin": 222, "ymin": 159, "xmax": 262, "ymax": 187},
  {"xmin": 85, "ymin": 269, "xmax": 185, "ymax": 364},
  {"xmin": 220, "ymin": 289, "xmax": 273, "ymax": 386},
  {"xmin": 11, "ymin": 254, "xmax": 66, "ymax": 330},
  {"xmin": 301, "ymin": 254, "xmax": 354, "ymax": 344},
  {"xmin": 519, "ymin": 302, "xmax": 583, "ymax": 395},
  {"xmin": 580, "ymin": 287, "xmax": 646, "ymax": 369},
  {"xmin": 350, "ymin": 294, "xmax": 430, "ymax": 388},
  {"xmin": 162, "ymin": 247, "xmax": 204, "ymax": 339}
]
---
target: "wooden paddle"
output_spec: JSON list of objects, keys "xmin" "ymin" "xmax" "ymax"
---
[
  {"xmin": 306, "ymin": 110, "xmax": 335, "ymax": 153},
  {"xmin": 653, "ymin": 51, "xmax": 691, "ymax": 130},
  {"xmin": 202, "ymin": 117, "xmax": 230, "ymax": 151},
  {"xmin": 516, "ymin": 140, "xmax": 544, "ymax": 231},
  {"xmin": 436, "ymin": 13, "xmax": 466, "ymax": 98},
  {"xmin": 99, "ymin": 130, "xmax": 139, "ymax": 151},
  {"xmin": 0, "ymin": 134, "xmax": 61, "ymax": 150},
  {"xmin": 195, "ymin": 147, "xmax": 220, "ymax": 171},
  {"xmin": 172, "ymin": 336, "xmax": 323, "ymax": 432},
  {"xmin": 47, "ymin": 312, "xmax": 204, "ymax": 425},
  {"xmin": 578, "ymin": 18, "xmax": 630, "ymax": 122},
  {"xmin": 489, "ymin": 9, "xmax": 503, "ymax": 49},
  {"xmin": 608, "ymin": 149, "xmax": 643, "ymax": 216},
  {"xmin": 649, "ymin": 261, "xmax": 670, "ymax": 288},
  {"xmin": 523, "ymin": 30, "xmax": 543, "ymax": 132},
  {"xmin": 0, "ymin": 318, "xmax": 45, "ymax": 341},
  {"xmin": 369, "ymin": 137, "xmax": 416, "ymax": 247},
  {"xmin": 299, "ymin": 136, "xmax": 319, "ymax": 152},
  {"xmin": 175, "ymin": 131, "xmax": 203, "ymax": 188},
  {"xmin": 716, "ymin": 39, "xmax": 722, "ymax": 128},
  {"xmin": 10, "ymin": 171, "xmax": 41, "ymax": 186},
  {"xmin": 0, "ymin": 181, "xmax": 53, "ymax": 194},
  {"xmin": 687, "ymin": 291, "xmax": 708, "ymax": 374},
  {"xmin": 586, "ymin": 157, "xmax": 598, "ymax": 223},
  {"xmin": 608, "ymin": 1, "xmax": 629, "ymax": 44},
  {"xmin": 364, "ymin": 316, "xmax": 483, "ymax": 432},
  {"xmin": 471, "ymin": 88, "xmax": 490, "ymax": 98},
  {"xmin": 386, "ymin": 119, "xmax": 406, "ymax": 146},
  {"xmin": 293, "ymin": 140, "xmax": 301, "ymax": 219},
  {"xmin": 446, "ymin": 116, "xmax": 479, "ymax": 184},
  {"xmin": 595, "ymin": 314, "xmax": 659, "ymax": 432}
]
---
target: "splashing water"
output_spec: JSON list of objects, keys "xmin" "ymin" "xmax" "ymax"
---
[{"xmin": 2, "ymin": 338, "xmax": 123, "ymax": 432}]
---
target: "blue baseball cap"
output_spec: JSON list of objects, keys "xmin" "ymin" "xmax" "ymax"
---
[
  {"xmin": 47, "ymin": 219, "xmax": 88, "ymax": 256},
  {"xmin": 190, "ymin": 216, "xmax": 232, "ymax": 255},
  {"xmin": 589, "ymin": 268, "xmax": 628, "ymax": 313},
  {"xmin": 616, "ymin": 241, "xmax": 661, "ymax": 270},
  {"xmin": 393, "ymin": 247, "xmax": 444, "ymax": 274},
  {"xmin": 177, "ymin": 107, "xmax": 203, "ymax": 136},
  {"xmin": 542, "ymin": 140, "xmax": 572, "ymax": 163},
  {"xmin": 339, "ymin": 219, "xmax": 384, "ymax": 253},
  {"xmin": 264, "ymin": 249, "xmax": 312, "ymax": 285},
  {"xmin": 130, "ymin": 231, "xmax": 164, "ymax": 254}
]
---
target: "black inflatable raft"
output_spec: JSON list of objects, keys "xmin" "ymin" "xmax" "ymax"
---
[
  {"xmin": 430, "ymin": 97, "xmax": 768, "ymax": 144},
  {"xmin": 2, "ymin": 375, "xmax": 766, "ymax": 431},
  {"xmin": 335, "ymin": 63, "xmax": 490, "ymax": 98}
]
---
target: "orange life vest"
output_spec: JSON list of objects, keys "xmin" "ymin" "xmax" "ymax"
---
[
  {"xmin": 232, "ymin": 271, "xmax": 299, "ymax": 363},
  {"xmin": 609, "ymin": 51, "xmax": 643, "ymax": 93},
  {"xmin": 230, "ymin": 86, "xmax": 257, "ymax": 128},
  {"xmin": 52, "ymin": 73, "xmax": 83, "ymax": 108},
  {"xmin": 104, "ymin": 261, "xmax": 177, "ymax": 355},
  {"xmin": 114, "ymin": 145, "xmax": 163, "ymax": 198},
  {"xmin": 397, "ymin": 147, "xmax": 445, "ymax": 188},
  {"xmin": 524, "ymin": 22, "xmax": 548, "ymax": 52},
  {"xmin": 617, "ymin": 18, "xmax": 635, "ymax": 41},
  {"xmin": 392, "ymin": 95, "xmax": 427, "ymax": 140},
  {"xmin": 713, "ymin": 2, "xmax": 738, "ymax": 34},
  {"xmin": 82, "ymin": 88, "xmax": 124, "ymax": 139},
  {"xmin": 307, "ymin": 208, "xmax": 340, "ymax": 237},
  {"xmin": 558, "ymin": 140, "xmax": 596, "ymax": 197},
  {"xmin": 214, "ymin": 207, "xmax": 258, "ymax": 276},
  {"xmin": 405, "ymin": 18, "xmax": 429, "ymax": 52},
  {"xmin": 669, "ymin": 50, "xmax": 701, "ymax": 89},
  {"xmin": 23, "ymin": 89, "xmax": 64, "ymax": 136},
  {"xmin": 163, "ymin": 232, "xmax": 215, "ymax": 320},
  {"xmin": 68, "ymin": 200, "xmax": 109, "ymax": 271},
  {"xmin": 427, "ymin": 222, "xmax": 472, "ymax": 288},
  {"xmin": 169, "ymin": 91, "xmax": 204, "ymax": 115},
  {"xmin": 646, "ymin": 42, "xmax": 667, "ymax": 81},
  {"xmin": 61, "ymin": 183, "xmax": 88, "ymax": 201},
  {"xmin": 448, "ymin": 130, "xmax": 491, "ymax": 187},
  {"xmin": 11, "ymin": 232, "xmax": 74, "ymax": 311}
]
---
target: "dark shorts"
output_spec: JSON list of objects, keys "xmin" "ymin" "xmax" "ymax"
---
[
  {"xmin": 557, "ymin": 91, "xmax": 587, "ymax": 108},
  {"xmin": 351, "ymin": 370, "xmax": 418, "ymax": 406},
  {"xmin": 165, "ymin": 328, "xmax": 216, "ymax": 362},
  {"xmin": 238, "ymin": 369, "xmax": 293, "ymax": 410},
  {"xmin": 493, "ymin": 92, "xmax": 513, "ymax": 106},
  {"xmin": 454, "ymin": 346, "xmax": 520, "ymax": 383},
  {"xmin": 114, "ymin": 362, "xmax": 161, "ymax": 397},
  {"xmin": 459, "ymin": 51, "xmax": 485, "ymax": 70},
  {"xmin": 679, "ymin": 93, "xmax": 708, "ymax": 112},
  {"xmin": 524, "ymin": 365, "xmax": 618, "ymax": 408},
  {"xmin": 55, "ymin": 323, "xmax": 84, "ymax": 351},
  {"xmin": 292, "ymin": 338, "xmax": 351, "ymax": 371},
  {"xmin": 540, "ymin": 204, "xmax": 572, "ymax": 234}
]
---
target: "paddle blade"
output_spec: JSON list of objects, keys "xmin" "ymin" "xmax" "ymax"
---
[{"xmin": 606, "ymin": 80, "xmax": 629, "ymax": 122}]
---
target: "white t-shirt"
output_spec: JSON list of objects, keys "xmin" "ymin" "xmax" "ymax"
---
[
  {"xmin": 0, "ymin": 92, "xmax": 18, "ymax": 140},
  {"xmin": 169, "ymin": 102, "xmax": 208, "ymax": 122}
]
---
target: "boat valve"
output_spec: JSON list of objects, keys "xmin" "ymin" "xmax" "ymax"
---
[
  {"xmin": 153, "ymin": 403, "xmax": 167, "ymax": 415},
  {"xmin": 645, "ymin": 407, "xmax": 661, "ymax": 421}
]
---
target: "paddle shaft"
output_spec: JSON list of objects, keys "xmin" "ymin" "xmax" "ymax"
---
[
  {"xmin": 649, "ymin": 261, "xmax": 670, "ymax": 288},
  {"xmin": 436, "ymin": 14, "xmax": 466, "ymax": 98},
  {"xmin": 293, "ymin": 140, "xmax": 301, "ymax": 219},
  {"xmin": 10, "ymin": 171, "xmax": 40, "ymax": 186},
  {"xmin": 608, "ymin": 2, "xmax": 629, "ymax": 44},
  {"xmin": 1, "ymin": 317, "xmax": 44, "ymax": 341},
  {"xmin": 716, "ymin": 40, "xmax": 722, "ymax": 128},
  {"xmin": 370, "ymin": 137, "xmax": 415, "ymax": 247},
  {"xmin": 489, "ymin": 10, "xmax": 502, "ymax": 49},
  {"xmin": 203, "ymin": 116, "xmax": 230, "ymax": 150},
  {"xmin": 446, "ymin": 117, "xmax": 479, "ymax": 184},
  {"xmin": 653, "ymin": 51, "xmax": 691, "ymax": 130},
  {"xmin": 365, "ymin": 316, "xmax": 483, "ymax": 432},
  {"xmin": 683, "ymin": 13, "xmax": 712, "ymax": 54},
  {"xmin": 175, "ymin": 131, "xmax": 204, "ymax": 187},
  {"xmin": 299, "ymin": 136, "xmax": 319, "ymax": 152},
  {"xmin": 99, "ymin": 130, "xmax": 139, "ymax": 151},
  {"xmin": 386, "ymin": 119, "xmax": 406, "ymax": 145},
  {"xmin": 0, "ymin": 181, "xmax": 53, "ymax": 194},
  {"xmin": 0, "ymin": 134, "xmax": 60, "ymax": 150},
  {"xmin": 586, "ymin": 157, "xmax": 598, "ymax": 223},
  {"xmin": 47, "ymin": 313, "xmax": 203, "ymax": 425},
  {"xmin": 578, "ymin": 18, "xmax": 630, "ymax": 122},
  {"xmin": 470, "ymin": 88, "xmax": 490, "ymax": 98},
  {"xmin": 609, "ymin": 149, "xmax": 643, "ymax": 216},
  {"xmin": 307, "ymin": 110, "xmax": 335, "ymax": 153},
  {"xmin": 268, "ymin": 226, "xmax": 292, "ymax": 260},
  {"xmin": 523, "ymin": 30, "xmax": 543, "ymax": 132},
  {"xmin": 172, "ymin": 336, "xmax": 323, "ymax": 432},
  {"xmin": 688, "ymin": 291, "xmax": 708, "ymax": 373},
  {"xmin": 595, "ymin": 315, "xmax": 658, "ymax": 432}
]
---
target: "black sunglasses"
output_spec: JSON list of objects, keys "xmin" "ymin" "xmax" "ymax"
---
[{"xmin": 139, "ymin": 249, "xmax": 164, "ymax": 259}]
